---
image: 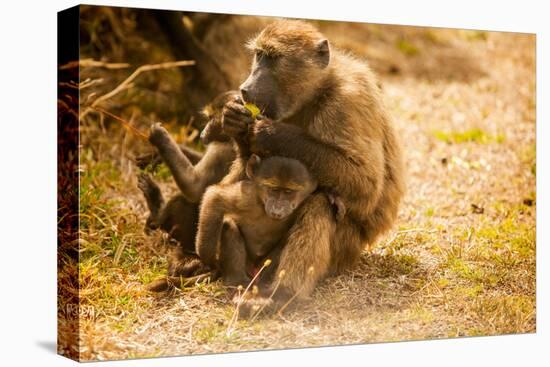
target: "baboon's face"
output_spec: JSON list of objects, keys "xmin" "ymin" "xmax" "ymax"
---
[
  {"xmin": 246, "ymin": 155, "xmax": 317, "ymax": 220},
  {"xmin": 240, "ymin": 30, "xmax": 330, "ymax": 120},
  {"xmin": 259, "ymin": 184, "xmax": 303, "ymax": 220}
]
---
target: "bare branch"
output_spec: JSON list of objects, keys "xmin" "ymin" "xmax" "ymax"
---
[{"xmin": 79, "ymin": 60, "xmax": 195, "ymax": 120}]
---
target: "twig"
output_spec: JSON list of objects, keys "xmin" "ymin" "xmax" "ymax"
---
[
  {"xmin": 79, "ymin": 60, "xmax": 195, "ymax": 119},
  {"xmin": 59, "ymin": 58, "xmax": 131, "ymax": 70},
  {"xmin": 79, "ymin": 78, "xmax": 104, "ymax": 90},
  {"xmin": 91, "ymin": 106, "xmax": 149, "ymax": 141},
  {"xmin": 236, "ymin": 259, "xmax": 272, "ymax": 305},
  {"xmin": 277, "ymin": 266, "xmax": 315, "ymax": 317},
  {"xmin": 250, "ymin": 270, "xmax": 286, "ymax": 322},
  {"xmin": 226, "ymin": 259, "xmax": 272, "ymax": 336}
]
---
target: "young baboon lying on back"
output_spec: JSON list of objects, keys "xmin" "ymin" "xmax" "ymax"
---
[
  {"xmin": 196, "ymin": 154, "xmax": 318, "ymax": 286},
  {"xmin": 137, "ymin": 92, "xmax": 238, "ymax": 278}
]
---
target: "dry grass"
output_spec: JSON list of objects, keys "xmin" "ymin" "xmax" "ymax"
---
[{"xmin": 58, "ymin": 18, "xmax": 535, "ymax": 361}]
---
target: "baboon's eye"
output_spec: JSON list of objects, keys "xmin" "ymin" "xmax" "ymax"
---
[
  {"xmin": 263, "ymin": 53, "xmax": 278, "ymax": 62},
  {"xmin": 267, "ymin": 187, "xmax": 280, "ymax": 194},
  {"xmin": 256, "ymin": 50, "xmax": 277, "ymax": 63}
]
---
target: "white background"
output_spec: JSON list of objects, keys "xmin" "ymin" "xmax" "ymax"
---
[{"xmin": 0, "ymin": 0, "xmax": 547, "ymax": 365}]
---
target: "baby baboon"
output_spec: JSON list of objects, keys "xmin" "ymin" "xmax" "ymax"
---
[
  {"xmin": 196, "ymin": 154, "xmax": 317, "ymax": 286},
  {"xmin": 221, "ymin": 20, "xmax": 405, "ymax": 311},
  {"xmin": 137, "ymin": 92, "xmax": 239, "ymax": 274}
]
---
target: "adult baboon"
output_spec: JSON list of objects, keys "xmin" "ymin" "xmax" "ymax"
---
[{"xmin": 221, "ymin": 20, "xmax": 405, "ymax": 312}]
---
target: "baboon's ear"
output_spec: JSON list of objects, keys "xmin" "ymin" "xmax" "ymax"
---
[
  {"xmin": 310, "ymin": 177, "xmax": 318, "ymax": 189},
  {"xmin": 316, "ymin": 39, "xmax": 330, "ymax": 68},
  {"xmin": 246, "ymin": 154, "xmax": 261, "ymax": 179}
]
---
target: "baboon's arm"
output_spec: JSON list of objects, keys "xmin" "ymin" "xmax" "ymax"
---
[
  {"xmin": 251, "ymin": 120, "xmax": 384, "ymax": 219},
  {"xmin": 195, "ymin": 187, "xmax": 229, "ymax": 267}
]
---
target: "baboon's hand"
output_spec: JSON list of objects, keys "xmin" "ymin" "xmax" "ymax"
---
[
  {"xmin": 222, "ymin": 101, "xmax": 254, "ymax": 140},
  {"xmin": 326, "ymin": 191, "xmax": 347, "ymax": 221},
  {"xmin": 169, "ymin": 258, "xmax": 210, "ymax": 277},
  {"xmin": 148, "ymin": 122, "xmax": 171, "ymax": 147},
  {"xmin": 250, "ymin": 119, "xmax": 276, "ymax": 153}
]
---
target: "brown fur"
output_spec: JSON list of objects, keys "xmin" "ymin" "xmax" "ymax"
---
[
  {"xmin": 138, "ymin": 92, "xmax": 239, "ymax": 279},
  {"xmin": 196, "ymin": 155, "xmax": 317, "ymax": 286},
  {"xmin": 223, "ymin": 20, "xmax": 405, "ymax": 308}
]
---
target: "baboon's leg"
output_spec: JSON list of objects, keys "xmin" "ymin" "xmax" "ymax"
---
[
  {"xmin": 329, "ymin": 217, "xmax": 365, "ymax": 274},
  {"xmin": 219, "ymin": 219, "xmax": 251, "ymax": 287},
  {"xmin": 136, "ymin": 145, "xmax": 204, "ymax": 170},
  {"xmin": 273, "ymin": 193, "xmax": 335, "ymax": 299},
  {"xmin": 158, "ymin": 195, "xmax": 199, "ymax": 254},
  {"xmin": 168, "ymin": 246, "xmax": 210, "ymax": 277},
  {"xmin": 149, "ymin": 124, "xmax": 208, "ymax": 203},
  {"xmin": 137, "ymin": 173, "xmax": 164, "ymax": 230},
  {"xmin": 149, "ymin": 123, "xmax": 226, "ymax": 203}
]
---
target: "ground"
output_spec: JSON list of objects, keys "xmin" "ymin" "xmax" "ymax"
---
[{"xmin": 58, "ymin": 17, "xmax": 536, "ymax": 361}]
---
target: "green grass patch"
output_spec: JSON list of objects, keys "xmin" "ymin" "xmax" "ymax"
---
[
  {"xmin": 460, "ymin": 30, "xmax": 488, "ymax": 42},
  {"xmin": 432, "ymin": 128, "xmax": 505, "ymax": 144},
  {"xmin": 73, "ymin": 148, "xmax": 169, "ymax": 324},
  {"xmin": 410, "ymin": 304, "xmax": 434, "ymax": 323},
  {"xmin": 440, "ymin": 206, "xmax": 535, "ymax": 296},
  {"xmin": 475, "ymin": 217, "xmax": 535, "ymax": 261},
  {"xmin": 396, "ymin": 39, "xmax": 419, "ymax": 56},
  {"xmin": 519, "ymin": 144, "xmax": 536, "ymax": 176},
  {"xmin": 455, "ymin": 284, "xmax": 483, "ymax": 298},
  {"xmin": 194, "ymin": 321, "xmax": 229, "ymax": 344},
  {"xmin": 447, "ymin": 258, "xmax": 484, "ymax": 283},
  {"xmin": 472, "ymin": 295, "xmax": 535, "ymax": 334},
  {"xmin": 423, "ymin": 30, "xmax": 448, "ymax": 45}
]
